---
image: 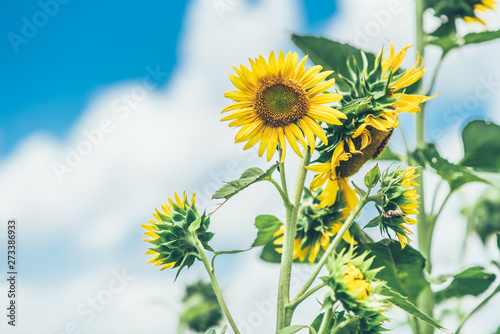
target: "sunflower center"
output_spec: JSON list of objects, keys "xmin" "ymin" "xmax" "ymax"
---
[{"xmin": 254, "ymin": 78, "xmax": 309, "ymax": 127}]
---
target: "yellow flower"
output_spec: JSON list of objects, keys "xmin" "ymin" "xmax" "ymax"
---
[
  {"xmin": 273, "ymin": 188, "xmax": 356, "ymax": 265},
  {"xmin": 464, "ymin": 0, "xmax": 497, "ymax": 25},
  {"xmin": 222, "ymin": 51, "xmax": 347, "ymax": 162},
  {"xmin": 344, "ymin": 265, "xmax": 371, "ymax": 300},
  {"xmin": 377, "ymin": 42, "xmax": 437, "ymax": 114}
]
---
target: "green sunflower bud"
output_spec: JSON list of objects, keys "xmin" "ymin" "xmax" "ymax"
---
[
  {"xmin": 274, "ymin": 188, "xmax": 356, "ymax": 264},
  {"xmin": 142, "ymin": 192, "xmax": 214, "ymax": 275},
  {"xmin": 367, "ymin": 165, "xmax": 420, "ymax": 248},
  {"xmin": 320, "ymin": 246, "xmax": 388, "ymax": 334}
]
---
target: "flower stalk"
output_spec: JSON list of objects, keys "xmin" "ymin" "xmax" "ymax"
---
[
  {"xmin": 277, "ymin": 150, "xmax": 311, "ymax": 330},
  {"xmin": 193, "ymin": 235, "xmax": 241, "ymax": 334}
]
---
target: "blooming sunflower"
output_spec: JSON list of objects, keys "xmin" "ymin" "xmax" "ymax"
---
[
  {"xmin": 429, "ymin": 0, "xmax": 497, "ymax": 26},
  {"xmin": 307, "ymin": 43, "xmax": 435, "ymax": 209},
  {"xmin": 222, "ymin": 51, "xmax": 346, "ymax": 162},
  {"xmin": 273, "ymin": 188, "xmax": 356, "ymax": 265},
  {"xmin": 367, "ymin": 166, "xmax": 420, "ymax": 248},
  {"xmin": 142, "ymin": 192, "xmax": 214, "ymax": 272}
]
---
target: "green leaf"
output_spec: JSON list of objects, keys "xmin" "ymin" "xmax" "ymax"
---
[
  {"xmin": 212, "ymin": 165, "xmax": 278, "ymax": 200},
  {"xmin": 259, "ymin": 242, "xmax": 282, "ymax": 263},
  {"xmin": 291, "ymin": 35, "xmax": 376, "ymax": 91},
  {"xmin": 375, "ymin": 145, "xmax": 402, "ymax": 161},
  {"xmin": 413, "ymin": 143, "xmax": 489, "ymax": 192},
  {"xmin": 381, "ymin": 286, "xmax": 447, "ymax": 331},
  {"xmin": 364, "ymin": 164, "xmax": 381, "ymax": 188},
  {"xmin": 276, "ymin": 325, "xmax": 312, "ymax": 334},
  {"xmin": 252, "ymin": 215, "xmax": 283, "ymax": 247},
  {"xmin": 460, "ymin": 120, "xmax": 500, "ymax": 172},
  {"xmin": 429, "ymin": 30, "xmax": 500, "ymax": 52},
  {"xmin": 365, "ymin": 215, "xmax": 382, "ymax": 228},
  {"xmin": 435, "ymin": 266, "xmax": 496, "ymax": 303},
  {"xmin": 361, "ymin": 239, "xmax": 428, "ymax": 302}
]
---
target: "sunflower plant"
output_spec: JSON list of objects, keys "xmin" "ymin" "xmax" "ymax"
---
[{"xmin": 141, "ymin": 2, "xmax": 500, "ymax": 333}]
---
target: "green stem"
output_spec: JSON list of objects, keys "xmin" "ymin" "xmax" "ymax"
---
[
  {"xmin": 318, "ymin": 307, "xmax": 333, "ymax": 334},
  {"xmin": 292, "ymin": 190, "xmax": 370, "ymax": 305},
  {"xmin": 279, "ymin": 147, "xmax": 289, "ymax": 197},
  {"xmin": 269, "ymin": 178, "xmax": 292, "ymax": 207},
  {"xmin": 277, "ymin": 150, "xmax": 311, "ymax": 330},
  {"xmin": 193, "ymin": 237, "xmax": 241, "ymax": 334},
  {"xmin": 426, "ymin": 51, "xmax": 446, "ymax": 97},
  {"xmin": 415, "ymin": 1, "xmax": 435, "ymax": 333},
  {"xmin": 287, "ymin": 283, "xmax": 326, "ymax": 311}
]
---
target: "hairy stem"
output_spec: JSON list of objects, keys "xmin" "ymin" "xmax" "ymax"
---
[
  {"xmin": 415, "ymin": 1, "xmax": 435, "ymax": 333},
  {"xmin": 318, "ymin": 307, "xmax": 333, "ymax": 334},
  {"xmin": 277, "ymin": 150, "xmax": 311, "ymax": 330},
  {"xmin": 194, "ymin": 237, "xmax": 241, "ymax": 334}
]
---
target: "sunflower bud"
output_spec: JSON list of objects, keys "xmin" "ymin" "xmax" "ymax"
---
[
  {"xmin": 273, "ymin": 188, "xmax": 356, "ymax": 265},
  {"xmin": 142, "ymin": 192, "xmax": 214, "ymax": 274},
  {"xmin": 366, "ymin": 166, "xmax": 420, "ymax": 248},
  {"xmin": 321, "ymin": 246, "xmax": 388, "ymax": 333}
]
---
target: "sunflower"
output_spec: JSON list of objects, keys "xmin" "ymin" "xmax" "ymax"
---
[
  {"xmin": 368, "ymin": 166, "xmax": 420, "ymax": 248},
  {"xmin": 222, "ymin": 51, "xmax": 346, "ymax": 162},
  {"xmin": 143, "ymin": 192, "xmax": 214, "ymax": 272},
  {"xmin": 307, "ymin": 43, "xmax": 435, "ymax": 209},
  {"xmin": 430, "ymin": 0, "xmax": 497, "ymax": 27},
  {"xmin": 273, "ymin": 188, "xmax": 356, "ymax": 265},
  {"xmin": 321, "ymin": 246, "xmax": 388, "ymax": 333}
]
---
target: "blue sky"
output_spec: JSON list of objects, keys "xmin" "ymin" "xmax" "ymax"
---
[{"xmin": 0, "ymin": 0, "xmax": 337, "ymax": 156}]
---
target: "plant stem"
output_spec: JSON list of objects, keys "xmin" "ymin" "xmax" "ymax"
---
[
  {"xmin": 277, "ymin": 150, "xmax": 311, "ymax": 330},
  {"xmin": 287, "ymin": 282, "xmax": 326, "ymax": 311},
  {"xmin": 279, "ymin": 147, "xmax": 289, "ymax": 197},
  {"xmin": 415, "ymin": 1, "xmax": 435, "ymax": 333},
  {"xmin": 292, "ymin": 190, "xmax": 370, "ymax": 306},
  {"xmin": 318, "ymin": 307, "xmax": 333, "ymax": 334},
  {"xmin": 193, "ymin": 236, "xmax": 241, "ymax": 334}
]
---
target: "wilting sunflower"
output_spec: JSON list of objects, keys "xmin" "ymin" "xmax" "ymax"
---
[
  {"xmin": 367, "ymin": 166, "xmax": 420, "ymax": 248},
  {"xmin": 307, "ymin": 43, "xmax": 435, "ymax": 209},
  {"xmin": 142, "ymin": 192, "xmax": 213, "ymax": 272},
  {"xmin": 273, "ymin": 188, "xmax": 356, "ymax": 265},
  {"xmin": 222, "ymin": 51, "xmax": 346, "ymax": 162}
]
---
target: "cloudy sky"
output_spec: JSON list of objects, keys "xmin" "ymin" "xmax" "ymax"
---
[{"xmin": 1, "ymin": 0, "xmax": 500, "ymax": 333}]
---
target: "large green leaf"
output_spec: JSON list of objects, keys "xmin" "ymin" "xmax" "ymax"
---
[
  {"xmin": 291, "ymin": 35, "xmax": 376, "ymax": 91},
  {"xmin": 413, "ymin": 143, "xmax": 489, "ymax": 192},
  {"xmin": 435, "ymin": 266, "xmax": 496, "ymax": 303},
  {"xmin": 252, "ymin": 215, "xmax": 283, "ymax": 247},
  {"xmin": 212, "ymin": 165, "xmax": 278, "ymax": 200},
  {"xmin": 362, "ymin": 239, "xmax": 428, "ymax": 302},
  {"xmin": 381, "ymin": 287, "xmax": 446, "ymax": 331},
  {"xmin": 460, "ymin": 120, "xmax": 500, "ymax": 172},
  {"xmin": 429, "ymin": 29, "xmax": 500, "ymax": 52}
]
